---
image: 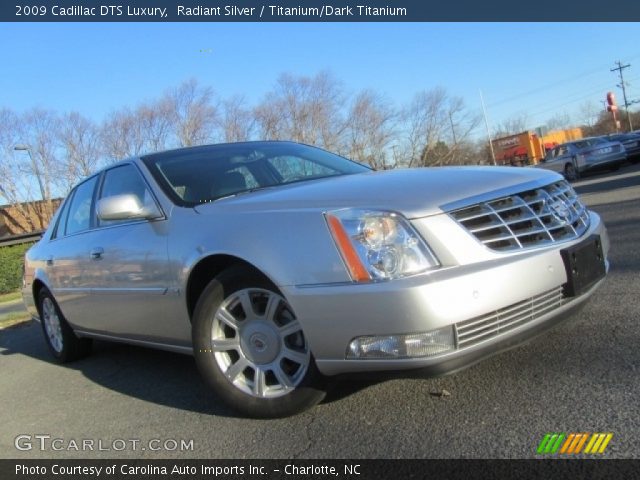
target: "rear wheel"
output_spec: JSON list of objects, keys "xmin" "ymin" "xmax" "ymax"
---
[
  {"xmin": 38, "ymin": 289, "xmax": 92, "ymax": 362},
  {"xmin": 564, "ymin": 163, "xmax": 579, "ymax": 182},
  {"xmin": 192, "ymin": 265, "xmax": 326, "ymax": 418}
]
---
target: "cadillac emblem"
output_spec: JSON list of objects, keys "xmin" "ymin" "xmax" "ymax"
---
[{"xmin": 547, "ymin": 198, "xmax": 572, "ymax": 224}]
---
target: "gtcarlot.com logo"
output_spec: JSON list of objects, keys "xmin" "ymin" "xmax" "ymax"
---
[
  {"xmin": 537, "ymin": 432, "xmax": 613, "ymax": 455},
  {"xmin": 14, "ymin": 435, "xmax": 194, "ymax": 452}
]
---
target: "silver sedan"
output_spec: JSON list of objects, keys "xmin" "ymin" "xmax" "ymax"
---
[
  {"xmin": 23, "ymin": 141, "xmax": 609, "ymax": 417},
  {"xmin": 538, "ymin": 137, "xmax": 627, "ymax": 181}
]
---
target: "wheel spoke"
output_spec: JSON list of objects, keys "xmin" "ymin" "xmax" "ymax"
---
[
  {"xmin": 279, "ymin": 320, "xmax": 302, "ymax": 338},
  {"xmin": 272, "ymin": 366, "xmax": 294, "ymax": 389},
  {"xmin": 253, "ymin": 367, "xmax": 267, "ymax": 397},
  {"xmin": 216, "ymin": 307, "xmax": 239, "ymax": 330},
  {"xmin": 211, "ymin": 337, "xmax": 240, "ymax": 352},
  {"xmin": 263, "ymin": 294, "xmax": 280, "ymax": 322},
  {"xmin": 281, "ymin": 347, "xmax": 308, "ymax": 366},
  {"xmin": 225, "ymin": 357, "xmax": 249, "ymax": 382},
  {"xmin": 237, "ymin": 291, "xmax": 257, "ymax": 321}
]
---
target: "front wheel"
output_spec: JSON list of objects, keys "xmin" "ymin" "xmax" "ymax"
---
[
  {"xmin": 38, "ymin": 288, "xmax": 92, "ymax": 362},
  {"xmin": 192, "ymin": 266, "xmax": 327, "ymax": 418}
]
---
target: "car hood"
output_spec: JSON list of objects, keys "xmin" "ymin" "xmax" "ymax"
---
[{"xmin": 194, "ymin": 166, "xmax": 562, "ymax": 218}]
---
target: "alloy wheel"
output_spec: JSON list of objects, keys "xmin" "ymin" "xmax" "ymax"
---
[{"xmin": 210, "ymin": 288, "xmax": 310, "ymax": 398}]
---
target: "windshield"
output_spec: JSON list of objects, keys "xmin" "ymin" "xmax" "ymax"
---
[{"xmin": 142, "ymin": 142, "xmax": 371, "ymax": 206}]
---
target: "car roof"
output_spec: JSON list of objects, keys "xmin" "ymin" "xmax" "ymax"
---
[{"xmin": 141, "ymin": 140, "xmax": 306, "ymax": 162}]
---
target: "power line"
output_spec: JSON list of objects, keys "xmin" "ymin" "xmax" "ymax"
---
[
  {"xmin": 486, "ymin": 52, "xmax": 640, "ymax": 109},
  {"xmin": 523, "ymin": 82, "xmax": 616, "ymax": 120}
]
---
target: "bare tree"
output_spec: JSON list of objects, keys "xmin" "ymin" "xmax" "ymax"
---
[
  {"xmin": 0, "ymin": 108, "xmax": 36, "ymax": 231},
  {"xmin": 401, "ymin": 88, "xmax": 447, "ymax": 167},
  {"xmin": 254, "ymin": 100, "xmax": 284, "ymax": 141},
  {"xmin": 444, "ymin": 97, "xmax": 482, "ymax": 165},
  {"xmin": 0, "ymin": 108, "xmax": 60, "ymax": 232},
  {"xmin": 400, "ymin": 88, "xmax": 479, "ymax": 167},
  {"xmin": 101, "ymin": 107, "xmax": 146, "ymax": 161},
  {"xmin": 221, "ymin": 95, "xmax": 254, "ymax": 142},
  {"xmin": 346, "ymin": 90, "xmax": 397, "ymax": 169},
  {"xmin": 23, "ymin": 109, "xmax": 60, "ymax": 202},
  {"xmin": 545, "ymin": 112, "xmax": 572, "ymax": 131},
  {"xmin": 494, "ymin": 113, "xmax": 530, "ymax": 137},
  {"xmin": 137, "ymin": 98, "xmax": 173, "ymax": 152},
  {"xmin": 578, "ymin": 101, "xmax": 601, "ymax": 130},
  {"xmin": 167, "ymin": 78, "xmax": 218, "ymax": 147},
  {"xmin": 254, "ymin": 72, "xmax": 346, "ymax": 150},
  {"xmin": 58, "ymin": 112, "xmax": 102, "ymax": 190}
]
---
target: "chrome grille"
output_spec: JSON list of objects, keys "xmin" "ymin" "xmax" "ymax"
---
[
  {"xmin": 450, "ymin": 181, "xmax": 590, "ymax": 251},
  {"xmin": 455, "ymin": 287, "xmax": 564, "ymax": 349}
]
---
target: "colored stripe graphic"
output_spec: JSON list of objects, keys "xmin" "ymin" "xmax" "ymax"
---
[
  {"xmin": 560, "ymin": 433, "xmax": 575, "ymax": 454},
  {"xmin": 550, "ymin": 434, "xmax": 565, "ymax": 453},
  {"xmin": 537, "ymin": 433, "xmax": 613, "ymax": 454},
  {"xmin": 537, "ymin": 433, "xmax": 566, "ymax": 454},
  {"xmin": 584, "ymin": 433, "xmax": 599, "ymax": 453},
  {"xmin": 537, "ymin": 434, "xmax": 551, "ymax": 454},
  {"xmin": 584, "ymin": 433, "xmax": 614, "ymax": 454},
  {"xmin": 598, "ymin": 433, "xmax": 613, "ymax": 453},
  {"xmin": 573, "ymin": 433, "xmax": 589, "ymax": 454}
]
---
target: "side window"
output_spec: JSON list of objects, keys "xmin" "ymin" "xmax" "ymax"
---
[
  {"xmin": 64, "ymin": 176, "xmax": 98, "ymax": 236},
  {"xmin": 50, "ymin": 192, "xmax": 75, "ymax": 240},
  {"xmin": 98, "ymin": 164, "xmax": 156, "ymax": 226}
]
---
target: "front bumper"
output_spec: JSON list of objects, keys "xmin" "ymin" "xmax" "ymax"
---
[{"xmin": 284, "ymin": 211, "xmax": 608, "ymax": 377}]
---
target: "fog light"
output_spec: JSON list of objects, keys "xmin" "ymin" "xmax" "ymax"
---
[{"xmin": 347, "ymin": 327, "xmax": 455, "ymax": 359}]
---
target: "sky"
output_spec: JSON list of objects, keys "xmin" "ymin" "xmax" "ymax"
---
[{"xmin": 2, "ymin": 22, "xmax": 640, "ymax": 139}]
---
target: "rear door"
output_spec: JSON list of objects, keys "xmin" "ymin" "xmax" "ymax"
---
[{"xmin": 46, "ymin": 175, "xmax": 100, "ymax": 327}]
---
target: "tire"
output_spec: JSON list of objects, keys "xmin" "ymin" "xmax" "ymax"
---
[
  {"xmin": 37, "ymin": 288, "xmax": 92, "ymax": 363},
  {"xmin": 564, "ymin": 163, "xmax": 579, "ymax": 182},
  {"xmin": 192, "ymin": 265, "xmax": 327, "ymax": 418}
]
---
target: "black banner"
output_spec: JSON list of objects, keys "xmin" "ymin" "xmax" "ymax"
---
[
  {"xmin": 3, "ymin": 0, "xmax": 640, "ymax": 22},
  {"xmin": 3, "ymin": 459, "xmax": 640, "ymax": 480}
]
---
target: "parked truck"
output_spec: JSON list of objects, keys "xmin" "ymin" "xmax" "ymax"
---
[{"xmin": 492, "ymin": 128, "xmax": 583, "ymax": 166}]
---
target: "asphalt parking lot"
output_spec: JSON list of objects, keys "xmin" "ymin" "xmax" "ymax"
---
[{"xmin": 1, "ymin": 164, "xmax": 639, "ymax": 459}]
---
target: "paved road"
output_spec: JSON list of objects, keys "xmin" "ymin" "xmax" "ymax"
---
[{"xmin": 1, "ymin": 165, "xmax": 639, "ymax": 459}]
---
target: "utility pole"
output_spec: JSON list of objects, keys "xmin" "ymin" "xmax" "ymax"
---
[
  {"xmin": 479, "ymin": 89, "xmax": 497, "ymax": 165},
  {"xmin": 610, "ymin": 61, "xmax": 634, "ymax": 131},
  {"xmin": 448, "ymin": 111, "xmax": 458, "ymax": 146}
]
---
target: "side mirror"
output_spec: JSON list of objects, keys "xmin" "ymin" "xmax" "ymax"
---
[{"xmin": 97, "ymin": 194, "xmax": 162, "ymax": 221}]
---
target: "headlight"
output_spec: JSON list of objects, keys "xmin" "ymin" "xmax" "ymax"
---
[{"xmin": 325, "ymin": 209, "xmax": 439, "ymax": 282}]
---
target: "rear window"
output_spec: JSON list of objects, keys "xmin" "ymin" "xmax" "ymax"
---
[{"xmin": 64, "ymin": 176, "xmax": 98, "ymax": 235}]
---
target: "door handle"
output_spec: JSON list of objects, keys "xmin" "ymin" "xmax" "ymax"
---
[
  {"xmin": 46, "ymin": 256, "xmax": 54, "ymax": 266},
  {"xmin": 90, "ymin": 247, "xmax": 104, "ymax": 260}
]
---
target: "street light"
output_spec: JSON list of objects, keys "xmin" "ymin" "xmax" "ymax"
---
[{"xmin": 14, "ymin": 144, "xmax": 46, "ymax": 201}]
